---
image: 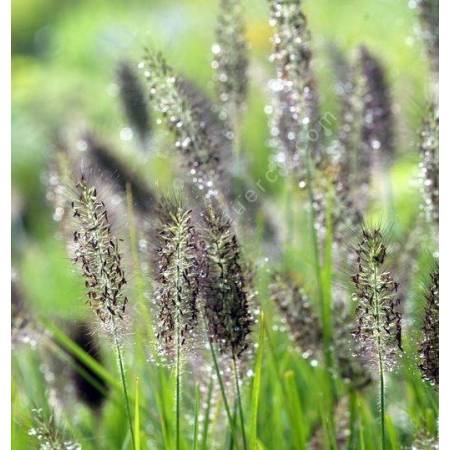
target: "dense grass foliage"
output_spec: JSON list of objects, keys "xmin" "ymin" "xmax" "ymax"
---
[{"xmin": 12, "ymin": 0, "xmax": 438, "ymax": 449}]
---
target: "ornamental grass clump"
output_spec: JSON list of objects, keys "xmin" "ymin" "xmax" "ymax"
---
[
  {"xmin": 352, "ymin": 227, "xmax": 402, "ymax": 450},
  {"xmin": 418, "ymin": 265, "xmax": 439, "ymax": 387}
]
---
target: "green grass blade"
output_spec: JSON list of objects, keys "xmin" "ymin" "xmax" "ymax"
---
[
  {"xmin": 135, "ymin": 377, "xmax": 141, "ymax": 450},
  {"xmin": 249, "ymin": 312, "xmax": 265, "ymax": 449},
  {"xmin": 43, "ymin": 319, "xmax": 121, "ymax": 391},
  {"xmin": 284, "ymin": 371, "xmax": 305, "ymax": 450},
  {"xmin": 193, "ymin": 385, "xmax": 200, "ymax": 450}
]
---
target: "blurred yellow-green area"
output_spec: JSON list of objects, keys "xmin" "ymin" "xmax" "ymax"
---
[{"xmin": 12, "ymin": 0, "xmax": 437, "ymax": 448}]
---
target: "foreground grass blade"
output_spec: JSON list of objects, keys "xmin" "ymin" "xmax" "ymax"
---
[
  {"xmin": 201, "ymin": 377, "xmax": 214, "ymax": 450},
  {"xmin": 135, "ymin": 377, "xmax": 141, "ymax": 450},
  {"xmin": 249, "ymin": 312, "xmax": 265, "ymax": 449},
  {"xmin": 43, "ymin": 319, "xmax": 121, "ymax": 391},
  {"xmin": 284, "ymin": 371, "xmax": 306, "ymax": 450},
  {"xmin": 193, "ymin": 385, "xmax": 200, "ymax": 450}
]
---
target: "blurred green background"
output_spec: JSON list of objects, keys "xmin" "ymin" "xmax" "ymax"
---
[{"xmin": 12, "ymin": 0, "xmax": 436, "ymax": 448}]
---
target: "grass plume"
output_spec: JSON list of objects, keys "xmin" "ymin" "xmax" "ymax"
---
[{"xmin": 418, "ymin": 265, "xmax": 439, "ymax": 388}]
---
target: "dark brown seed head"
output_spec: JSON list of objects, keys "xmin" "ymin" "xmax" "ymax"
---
[
  {"xmin": 201, "ymin": 202, "xmax": 253, "ymax": 358},
  {"xmin": 82, "ymin": 133, "xmax": 156, "ymax": 215},
  {"xmin": 358, "ymin": 46, "xmax": 395, "ymax": 163},
  {"xmin": 117, "ymin": 60, "xmax": 151, "ymax": 144},
  {"xmin": 69, "ymin": 321, "xmax": 109, "ymax": 411},
  {"xmin": 419, "ymin": 104, "xmax": 439, "ymax": 225},
  {"xmin": 269, "ymin": 272, "xmax": 322, "ymax": 360}
]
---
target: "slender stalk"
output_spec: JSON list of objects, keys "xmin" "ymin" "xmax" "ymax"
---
[
  {"xmin": 207, "ymin": 336, "xmax": 234, "ymax": 430},
  {"xmin": 201, "ymin": 377, "xmax": 214, "ymax": 450},
  {"xmin": 378, "ymin": 355, "xmax": 386, "ymax": 450},
  {"xmin": 193, "ymin": 385, "xmax": 200, "ymax": 450},
  {"xmin": 303, "ymin": 141, "xmax": 337, "ymax": 403},
  {"xmin": 232, "ymin": 354, "xmax": 248, "ymax": 450},
  {"xmin": 373, "ymin": 263, "xmax": 386, "ymax": 450},
  {"xmin": 263, "ymin": 319, "xmax": 305, "ymax": 449},
  {"xmin": 175, "ymin": 327, "xmax": 181, "ymax": 450},
  {"xmin": 113, "ymin": 320, "xmax": 135, "ymax": 450}
]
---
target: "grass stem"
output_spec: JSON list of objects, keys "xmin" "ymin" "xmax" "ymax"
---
[
  {"xmin": 232, "ymin": 354, "xmax": 248, "ymax": 450},
  {"xmin": 113, "ymin": 320, "xmax": 135, "ymax": 450}
]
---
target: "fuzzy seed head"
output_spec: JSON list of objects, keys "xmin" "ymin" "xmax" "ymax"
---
[
  {"xmin": 352, "ymin": 227, "xmax": 402, "ymax": 371},
  {"xmin": 358, "ymin": 46, "xmax": 394, "ymax": 162},
  {"xmin": 70, "ymin": 322, "xmax": 109, "ymax": 411},
  {"xmin": 117, "ymin": 61, "xmax": 151, "ymax": 144},
  {"xmin": 267, "ymin": 0, "xmax": 320, "ymax": 179},
  {"xmin": 419, "ymin": 266, "xmax": 439, "ymax": 387},
  {"xmin": 419, "ymin": 104, "xmax": 439, "ymax": 225},
  {"xmin": 141, "ymin": 52, "xmax": 231, "ymax": 198},
  {"xmin": 71, "ymin": 176, "xmax": 128, "ymax": 328},
  {"xmin": 201, "ymin": 203, "xmax": 253, "ymax": 357},
  {"xmin": 333, "ymin": 303, "xmax": 372, "ymax": 390},
  {"xmin": 82, "ymin": 133, "xmax": 156, "ymax": 215},
  {"xmin": 153, "ymin": 199, "xmax": 200, "ymax": 359},
  {"xmin": 269, "ymin": 273, "xmax": 322, "ymax": 360},
  {"xmin": 28, "ymin": 408, "xmax": 80, "ymax": 450},
  {"xmin": 213, "ymin": 0, "xmax": 248, "ymax": 118},
  {"xmin": 416, "ymin": 0, "xmax": 439, "ymax": 74}
]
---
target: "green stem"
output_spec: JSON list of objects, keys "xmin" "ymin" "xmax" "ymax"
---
[
  {"xmin": 379, "ymin": 356, "xmax": 386, "ymax": 450},
  {"xmin": 176, "ymin": 327, "xmax": 181, "ymax": 450},
  {"xmin": 304, "ymin": 142, "xmax": 337, "ymax": 407},
  {"xmin": 207, "ymin": 335, "xmax": 237, "ymax": 447},
  {"xmin": 372, "ymin": 263, "xmax": 386, "ymax": 450},
  {"xmin": 208, "ymin": 337, "xmax": 233, "ymax": 423},
  {"xmin": 113, "ymin": 322, "xmax": 135, "ymax": 450},
  {"xmin": 232, "ymin": 354, "xmax": 248, "ymax": 450},
  {"xmin": 193, "ymin": 385, "xmax": 200, "ymax": 450},
  {"xmin": 201, "ymin": 377, "xmax": 214, "ymax": 450}
]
